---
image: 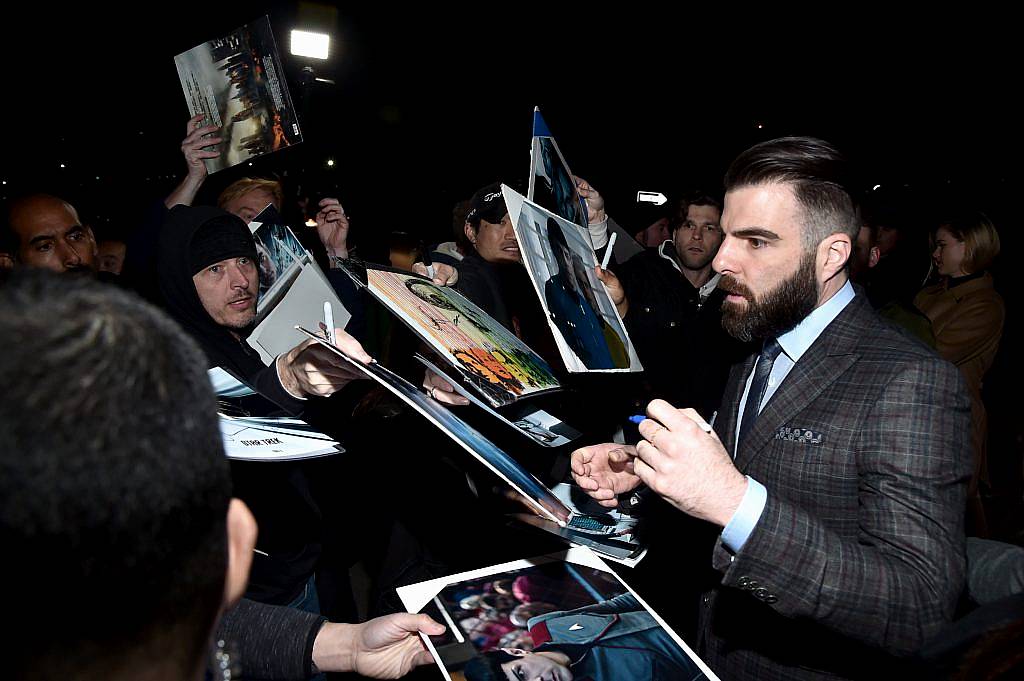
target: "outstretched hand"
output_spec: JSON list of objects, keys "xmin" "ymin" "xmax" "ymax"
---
[
  {"xmin": 571, "ymin": 443, "xmax": 642, "ymax": 508},
  {"xmin": 181, "ymin": 114, "xmax": 221, "ymax": 182},
  {"xmin": 312, "ymin": 613, "xmax": 445, "ymax": 679},
  {"xmin": 575, "ymin": 176, "xmax": 606, "ymax": 224},
  {"xmin": 412, "ymin": 261, "xmax": 459, "ymax": 286},
  {"xmin": 423, "ymin": 369, "xmax": 470, "ymax": 406},
  {"xmin": 166, "ymin": 115, "xmax": 221, "ymax": 208},
  {"xmin": 278, "ymin": 328, "xmax": 372, "ymax": 398}
]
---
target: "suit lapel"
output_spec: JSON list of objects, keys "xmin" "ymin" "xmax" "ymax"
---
[{"xmin": 733, "ymin": 296, "xmax": 869, "ymax": 472}]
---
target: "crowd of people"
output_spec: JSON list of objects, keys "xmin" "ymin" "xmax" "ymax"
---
[{"xmin": 2, "ymin": 115, "xmax": 1021, "ymax": 681}]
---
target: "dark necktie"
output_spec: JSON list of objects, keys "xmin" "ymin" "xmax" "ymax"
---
[{"xmin": 737, "ymin": 339, "xmax": 783, "ymax": 449}]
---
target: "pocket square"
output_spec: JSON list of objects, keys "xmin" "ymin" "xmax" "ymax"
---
[{"xmin": 775, "ymin": 426, "xmax": 823, "ymax": 444}]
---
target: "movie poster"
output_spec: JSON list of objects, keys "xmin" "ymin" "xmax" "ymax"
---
[{"xmin": 174, "ymin": 15, "xmax": 302, "ymax": 173}]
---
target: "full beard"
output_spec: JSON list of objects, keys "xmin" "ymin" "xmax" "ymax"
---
[{"xmin": 720, "ymin": 250, "xmax": 819, "ymax": 342}]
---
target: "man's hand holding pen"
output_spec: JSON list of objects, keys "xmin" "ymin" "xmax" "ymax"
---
[{"xmin": 573, "ymin": 400, "xmax": 747, "ymax": 526}]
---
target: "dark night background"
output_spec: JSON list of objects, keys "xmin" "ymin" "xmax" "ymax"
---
[
  {"xmin": 3, "ymin": 5, "xmax": 1022, "ymax": 530},
  {"xmin": 3, "ymin": 6, "xmax": 1020, "ymax": 253}
]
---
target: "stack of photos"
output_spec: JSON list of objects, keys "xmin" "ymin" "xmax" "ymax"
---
[
  {"xmin": 174, "ymin": 15, "xmax": 302, "ymax": 173},
  {"xmin": 398, "ymin": 547, "xmax": 715, "ymax": 681},
  {"xmin": 413, "ymin": 355, "xmax": 580, "ymax": 449},
  {"xmin": 294, "ymin": 327, "xmax": 571, "ymax": 525},
  {"xmin": 365, "ymin": 267, "xmax": 560, "ymax": 408},
  {"xmin": 295, "ymin": 327, "xmax": 644, "ymax": 561},
  {"xmin": 209, "ymin": 368, "xmax": 344, "ymax": 462},
  {"xmin": 503, "ymin": 186, "xmax": 642, "ymax": 374},
  {"xmin": 527, "ymin": 107, "xmax": 589, "ymax": 232}
]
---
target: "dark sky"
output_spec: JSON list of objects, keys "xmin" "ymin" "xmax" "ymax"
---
[{"xmin": 2, "ymin": 5, "xmax": 1019, "ymax": 257}]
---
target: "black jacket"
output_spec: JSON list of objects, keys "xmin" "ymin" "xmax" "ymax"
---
[{"xmin": 156, "ymin": 206, "xmax": 327, "ymax": 605}]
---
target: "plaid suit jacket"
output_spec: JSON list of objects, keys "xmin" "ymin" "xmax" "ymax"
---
[{"xmin": 697, "ymin": 293, "xmax": 972, "ymax": 680}]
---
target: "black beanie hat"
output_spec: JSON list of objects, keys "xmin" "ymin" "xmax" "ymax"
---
[{"xmin": 189, "ymin": 214, "xmax": 258, "ymax": 275}]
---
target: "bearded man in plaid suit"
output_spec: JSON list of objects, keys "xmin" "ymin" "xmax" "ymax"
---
[{"xmin": 572, "ymin": 137, "xmax": 971, "ymax": 680}]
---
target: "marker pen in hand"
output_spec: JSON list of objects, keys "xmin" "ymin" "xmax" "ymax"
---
[
  {"xmin": 421, "ymin": 249, "xmax": 435, "ymax": 280},
  {"xmin": 628, "ymin": 411, "xmax": 715, "ymax": 434},
  {"xmin": 323, "ymin": 301, "xmax": 336, "ymax": 345},
  {"xmin": 600, "ymin": 233, "xmax": 617, "ymax": 270}
]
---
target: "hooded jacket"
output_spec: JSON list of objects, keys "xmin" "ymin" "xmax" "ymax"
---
[
  {"xmin": 156, "ymin": 205, "xmax": 322, "ymax": 605},
  {"xmin": 157, "ymin": 204, "xmax": 306, "ymax": 414}
]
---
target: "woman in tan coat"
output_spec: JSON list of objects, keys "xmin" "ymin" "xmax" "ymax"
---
[{"xmin": 915, "ymin": 214, "xmax": 1003, "ymax": 528}]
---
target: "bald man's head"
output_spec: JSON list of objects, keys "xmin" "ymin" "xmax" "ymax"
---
[{"xmin": 5, "ymin": 195, "xmax": 97, "ymax": 273}]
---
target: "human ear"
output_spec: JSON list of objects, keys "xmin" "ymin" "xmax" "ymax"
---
[{"xmin": 222, "ymin": 498, "xmax": 258, "ymax": 609}]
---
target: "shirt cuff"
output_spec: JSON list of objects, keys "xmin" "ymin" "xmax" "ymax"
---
[
  {"xmin": 721, "ymin": 476, "xmax": 767, "ymax": 553},
  {"xmin": 588, "ymin": 217, "xmax": 610, "ymax": 250},
  {"xmin": 275, "ymin": 354, "xmax": 308, "ymax": 401}
]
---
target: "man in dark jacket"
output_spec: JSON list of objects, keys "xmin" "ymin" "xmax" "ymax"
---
[
  {"xmin": 0, "ymin": 269, "xmax": 445, "ymax": 681},
  {"xmin": 156, "ymin": 204, "xmax": 372, "ymax": 609}
]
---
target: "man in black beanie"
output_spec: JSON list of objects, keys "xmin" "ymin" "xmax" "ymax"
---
[
  {"xmin": 156, "ymin": 205, "xmax": 374, "ymax": 611},
  {"xmin": 157, "ymin": 204, "xmax": 371, "ymax": 411}
]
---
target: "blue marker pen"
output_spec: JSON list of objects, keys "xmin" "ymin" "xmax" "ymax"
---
[{"xmin": 628, "ymin": 411, "xmax": 717, "ymax": 433}]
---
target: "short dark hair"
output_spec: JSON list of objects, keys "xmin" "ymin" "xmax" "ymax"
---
[
  {"xmin": 724, "ymin": 136, "xmax": 860, "ymax": 249},
  {"xmin": 463, "ymin": 650, "xmax": 518, "ymax": 681},
  {"xmin": 3, "ymin": 193, "xmax": 82, "ymax": 252},
  {"xmin": 0, "ymin": 270, "xmax": 231, "ymax": 680},
  {"xmin": 673, "ymin": 189, "xmax": 723, "ymax": 232}
]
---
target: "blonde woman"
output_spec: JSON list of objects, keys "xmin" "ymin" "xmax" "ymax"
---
[{"xmin": 915, "ymin": 213, "xmax": 1003, "ymax": 524}]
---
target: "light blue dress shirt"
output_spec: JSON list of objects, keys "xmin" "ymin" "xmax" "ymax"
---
[{"xmin": 721, "ymin": 280, "xmax": 856, "ymax": 552}]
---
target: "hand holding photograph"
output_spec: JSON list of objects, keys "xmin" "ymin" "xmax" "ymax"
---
[
  {"xmin": 174, "ymin": 15, "xmax": 302, "ymax": 173},
  {"xmin": 503, "ymin": 186, "xmax": 643, "ymax": 374}
]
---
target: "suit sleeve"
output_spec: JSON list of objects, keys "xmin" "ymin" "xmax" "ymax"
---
[{"xmin": 716, "ymin": 357, "xmax": 972, "ymax": 656}]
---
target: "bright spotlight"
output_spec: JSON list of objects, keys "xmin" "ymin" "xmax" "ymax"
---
[{"xmin": 291, "ymin": 30, "xmax": 330, "ymax": 60}]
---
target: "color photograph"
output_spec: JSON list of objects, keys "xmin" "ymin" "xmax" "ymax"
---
[
  {"xmin": 398, "ymin": 548, "xmax": 714, "ymax": 681},
  {"xmin": 504, "ymin": 186, "xmax": 642, "ymax": 373},
  {"xmin": 528, "ymin": 112, "xmax": 588, "ymax": 231},
  {"xmin": 174, "ymin": 15, "xmax": 303, "ymax": 173},
  {"xmin": 252, "ymin": 220, "xmax": 307, "ymax": 307},
  {"xmin": 366, "ymin": 268, "xmax": 560, "ymax": 407}
]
